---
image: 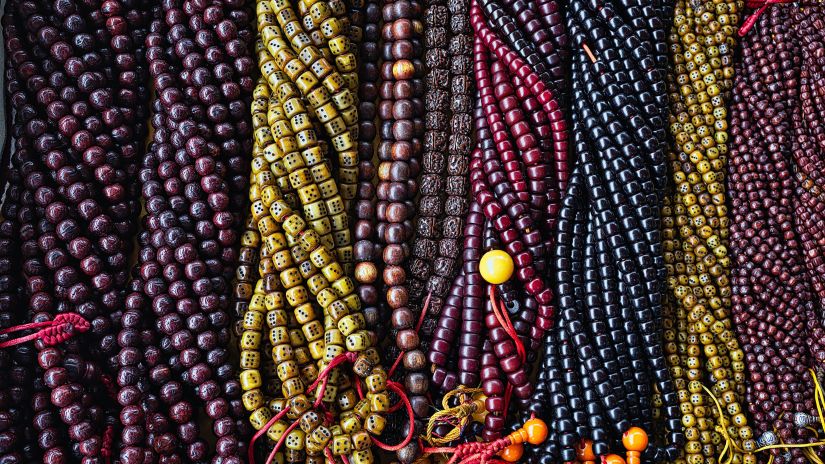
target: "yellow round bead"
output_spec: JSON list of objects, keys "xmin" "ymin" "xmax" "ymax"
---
[{"xmin": 479, "ymin": 250, "xmax": 514, "ymax": 284}]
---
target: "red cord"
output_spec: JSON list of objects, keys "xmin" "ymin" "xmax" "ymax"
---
[
  {"xmin": 0, "ymin": 313, "xmax": 89, "ymax": 348},
  {"xmin": 263, "ymin": 419, "xmax": 301, "ymax": 464},
  {"xmin": 372, "ymin": 380, "xmax": 415, "ymax": 451},
  {"xmin": 489, "ymin": 286, "xmax": 525, "ymax": 415},
  {"xmin": 307, "ymin": 351, "xmax": 358, "ymax": 407},
  {"xmin": 101, "ymin": 425, "xmax": 113, "ymax": 464},
  {"xmin": 738, "ymin": 0, "xmax": 794, "ymax": 36},
  {"xmin": 247, "ymin": 406, "xmax": 292, "ymax": 464},
  {"xmin": 488, "ymin": 287, "xmax": 525, "ymax": 363}
]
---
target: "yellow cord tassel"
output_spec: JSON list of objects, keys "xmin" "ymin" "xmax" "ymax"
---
[
  {"xmin": 705, "ymin": 369, "xmax": 825, "ymax": 463},
  {"xmin": 423, "ymin": 387, "xmax": 484, "ymax": 445}
]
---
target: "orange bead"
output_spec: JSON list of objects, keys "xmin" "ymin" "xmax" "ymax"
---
[
  {"xmin": 622, "ymin": 427, "xmax": 648, "ymax": 452},
  {"xmin": 499, "ymin": 443, "xmax": 523, "ymax": 462},
  {"xmin": 577, "ymin": 439, "xmax": 596, "ymax": 462},
  {"xmin": 523, "ymin": 418, "xmax": 548, "ymax": 445},
  {"xmin": 603, "ymin": 454, "xmax": 627, "ymax": 464}
]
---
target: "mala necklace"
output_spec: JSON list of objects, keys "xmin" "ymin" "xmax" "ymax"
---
[
  {"xmin": 533, "ymin": 0, "xmax": 683, "ymax": 459},
  {"xmin": 373, "ymin": 0, "xmax": 432, "ymax": 457},
  {"xmin": 242, "ymin": 1, "xmax": 398, "ymax": 463},
  {"xmin": 728, "ymin": 4, "xmax": 825, "ymax": 462},
  {"xmin": 423, "ymin": 0, "xmax": 568, "ymax": 444},
  {"xmin": 662, "ymin": 0, "xmax": 758, "ymax": 463},
  {"xmin": 120, "ymin": 0, "xmax": 256, "ymax": 461},
  {"xmin": 353, "ymin": 0, "xmax": 382, "ymax": 334},
  {"xmin": 1, "ymin": 0, "xmax": 153, "ymax": 461}
]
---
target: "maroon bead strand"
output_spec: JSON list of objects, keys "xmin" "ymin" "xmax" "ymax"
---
[
  {"xmin": 457, "ymin": 200, "xmax": 484, "ymax": 387},
  {"xmin": 428, "ymin": 270, "xmax": 465, "ymax": 390},
  {"xmin": 479, "ymin": 338, "xmax": 506, "ymax": 441},
  {"xmin": 729, "ymin": 5, "xmax": 825, "ymax": 455}
]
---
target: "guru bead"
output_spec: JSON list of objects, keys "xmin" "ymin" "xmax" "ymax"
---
[{"xmin": 479, "ymin": 250, "xmax": 514, "ymax": 285}]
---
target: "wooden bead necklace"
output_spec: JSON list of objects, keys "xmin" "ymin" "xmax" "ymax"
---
[
  {"xmin": 245, "ymin": 2, "xmax": 398, "ymax": 463},
  {"xmin": 662, "ymin": 0, "xmax": 757, "ymax": 463},
  {"xmin": 727, "ymin": 4, "xmax": 825, "ymax": 463},
  {"xmin": 531, "ymin": 0, "xmax": 686, "ymax": 460}
]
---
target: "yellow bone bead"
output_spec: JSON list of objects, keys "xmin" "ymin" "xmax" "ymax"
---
[
  {"xmin": 323, "ymin": 118, "xmax": 346, "ymax": 138},
  {"xmin": 298, "ymin": 185, "xmax": 322, "ymax": 205},
  {"xmin": 289, "ymin": 328, "xmax": 306, "ymax": 346},
  {"xmin": 242, "ymin": 389, "xmax": 264, "ymax": 411},
  {"xmin": 336, "ymin": 313, "xmax": 362, "ymax": 337},
  {"xmin": 365, "ymin": 372, "xmax": 386, "ymax": 393},
  {"xmin": 307, "ymin": 85, "xmax": 332, "ymax": 108},
  {"xmin": 364, "ymin": 413, "xmax": 386, "ymax": 435},
  {"xmin": 270, "ymin": 326, "xmax": 289, "ymax": 345},
  {"xmin": 326, "ymin": 300, "xmax": 350, "ymax": 325},
  {"xmin": 240, "ymin": 331, "xmax": 262, "ymax": 350},
  {"xmin": 326, "ymin": 196, "xmax": 344, "ymax": 216},
  {"xmin": 341, "ymin": 105, "xmax": 358, "ymax": 125},
  {"xmin": 316, "ymin": 288, "xmax": 337, "ymax": 308},
  {"xmin": 277, "ymin": 360, "xmax": 299, "ymax": 382},
  {"xmin": 318, "ymin": 179, "xmax": 339, "ymax": 198},
  {"xmin": 306, "ymin": 273, "xmax": 329, "ymax": 295},
  {"xmin": 294, "ymin": 303, "xmax": 316, "ymax": 324},
  {"xmin": 299, "ymin": 229, "xmax": 321, "ymax": 252},
  {"xmin": 290, "ymin": 113, "xmax": 313, "ymax": 133},
  {"xmin": 351, "ymin": 431, "xmax": 371, "ymax": 451},
  {"xmin": 332, "ymin": 435, "xmax": 352, "ymax": 455},
  {"xmin": 310, "ymin": 163, "xmax": 332, "ymax": 185},
  {"xmin": 303, "ymin": 201, "xmax": 327, "ymax": 221},
  {"xmin": 333, "ymin": 230, "xmax": 351, "ymax": 249},
  {"xmin": 320, "ymin": 325, "xmax": 343, "ymax": 345},
  {"xmin": 331, "ymin": 89, "xmax": 355, "ymax": 110},
  {"xmin": 310, "ymin": 246, "xmax": 334, "ymax": 268},
  {"xmin": 301, "ymin": 146, "xmax": 324, "ymax": 166},
  {"xmin": 285, "ymin": 285, "xmax": 309, "ymax": 306},
  {"xmin": 335, "ymin": 53, "xmax": 356, "ymax": 72},
  {"xmin": 328, "ymin": 36, "xmax": 348, "ymax": 56},
  {"xmin": 313, "ymin": 104, "xmax": 338, "ymax": 127},
  {"xmin": 282, "ymin": 377, "xmax": 305, "ymax": 399},
  {"xmin": 346, "ymin": 331, "xmax": 370, "ymax": 351},
  {"xmin": 324, "ymin": 344, "xmax": 345, "ymax": 362},
  {"xmin": 331, "ymin": 276, "xmax": 355, "ymax": 296},
  {"xmin": 284, "ymin": 429, "xmax": 305, "ymax": 450},
  {"xmin": 269, "ymin": 249, "xmax": 292, "ymax": 271},
  {"xmin": 283, "ymin": 214, "xmax": 307, "ymax": 235},
  {"xmin": 310, "ymin": 58, "xmax": 333, "ymax": 79},
  {"xmin": 341, "ymin": 413, "xmax": 361, "ymax": 433},
  {"xmin": 368, "ymin": 392, "xmax": 390, "ymax": 412},
  {"xmin": 322, "ymin": 262, "xmax": 344, "ymax": 283},
  {"xmin": 250, "ymin": 407, "xmax": 273, "ymax": 430},
  {"xmin": 295, "ymin": 129, "xmax": 318, "ymax": 149},
  {"xmin": 330, "ymin": 213, "xmax": 348, "ymax": 232},
  {"xmin": 265, "ymin": 292, "xmax": 286, "ymax": 312},
  {"xmin": 302, "ymin": 320, "xmax": 324, "ymax": 341},
  {"xmin": 300, "ymin": 411, "xmax": 322, "ymax": 433},
  {"xmin": 288, "ymin": 168, "xmax": 313, "ymax": 189},
  {"xmin": 272, "ymin": 344, "xmax": 294, "ymax": 363},
  {"xmin": 242, "ymin": 311, "xmax": 264, "ymax": 330},
  {"xmin": 308, "ymin": 339, "xmax": 325, "ymax": 359},
  {"xmin": 364, "ymin": 348, "xmax": 381, "ymax": 365},
  {"xmin": 311, "ymin": 426, "xmax": 332, "ymax": 447},
  {"xmin": 240, "ymin": 350, "xmax": 261, "ymax": 369},
  {"xmin": 341, "ymin": 293, "xmax": 360, "ymax": 312},
  {"xmin": 266, "ymin": 420, "xmax": 289, "ymax": 442},
  {"xmin": 279, "ymin": 268, "xmax": 302, "ymax": 289},
  {"xmin": 240, "ymin": 370, "xmax": 262, "ymax": 390}
]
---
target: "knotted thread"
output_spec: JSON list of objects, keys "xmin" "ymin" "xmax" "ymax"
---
[
  {"xmin": 738, "ymin": 0, "xmax": 795, "ymax": 36},
  {"xmin": 424, "ymin": 387, "xmax": 484, "ymax": 445},
  {"xmin": 246, "ymin": 351, "xmax": 415, "ymax": 462},
  {"xmin": 0, "ymin": 313, "xmax": 90, "ymax": 348}
]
